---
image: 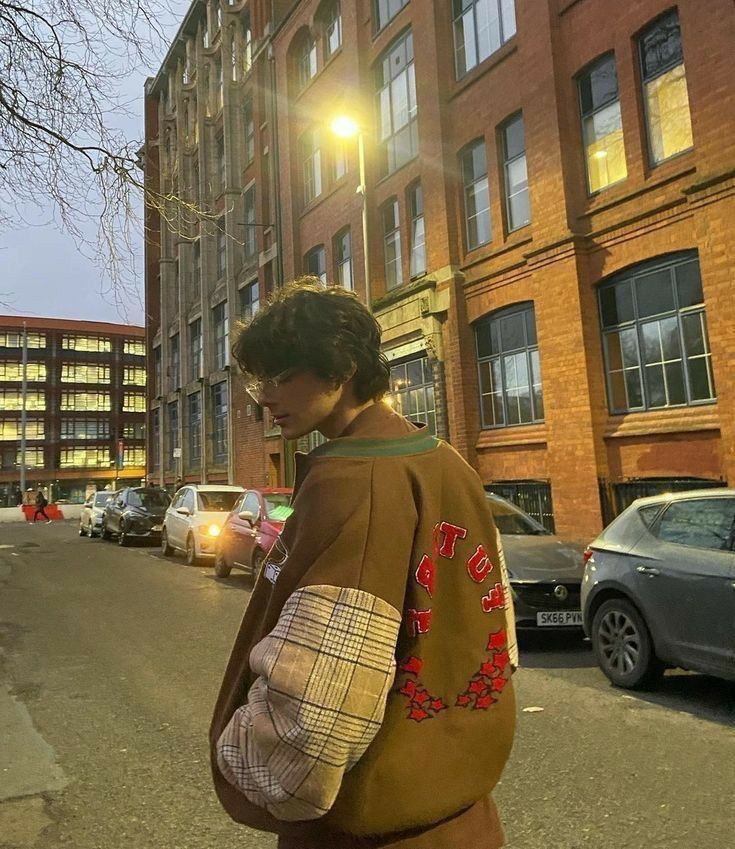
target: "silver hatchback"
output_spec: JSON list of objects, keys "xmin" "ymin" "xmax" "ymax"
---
[{"xmin": 582, "ymin": 489, "xmax": 735, "ymax": 689}]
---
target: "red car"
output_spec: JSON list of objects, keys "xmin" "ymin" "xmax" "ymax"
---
[{"xmin": 214, "ymin": 487, "xmax": 293, "ymax": 580}]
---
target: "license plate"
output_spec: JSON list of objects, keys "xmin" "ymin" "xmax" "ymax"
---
[
  {"xmin": 151, "ymin": 524, "xmax": 162, "ymax": 532},
  {"xmin": 537, "ymin": 611, "xmax": 583, "ymax": 627}
]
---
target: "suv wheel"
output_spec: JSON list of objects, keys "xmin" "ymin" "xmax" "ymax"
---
[
  {"xmin": 185, "ymin": 534, "xmax": 199, "ymax": 566},
  {"xmin": 214, "ymin": 550, "xmax": 231, "ymax": 578},
  {"xmin": 161, "ymin": 528, "xmax": 173, "ymax": 556},
  {"xmin": 591, "ymin": 598, "xmax": 664, "ymax": 690}
]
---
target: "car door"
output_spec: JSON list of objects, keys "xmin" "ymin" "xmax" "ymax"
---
[
  {"xmin": 170, "ymin": 488, "xmax": 193, "ymax": 549},
  {"xmin": 166, "ymin": 489, "xmax": 186, "ymax": 548},
  {"xmin": 107, "ymin": 490, "xmax": 126, "ymax": 533},
  {"xmin": 234, "ymin": 491, "xmax": 261, "ymax": 568},
  {"xmin": 632, "ymin": 496, "xmax": 735, "ymax": 671}
]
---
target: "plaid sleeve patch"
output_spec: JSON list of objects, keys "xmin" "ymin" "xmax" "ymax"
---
[{"xmin": 216, "ymin": 585, "xmax": 401, "ymax": 821}]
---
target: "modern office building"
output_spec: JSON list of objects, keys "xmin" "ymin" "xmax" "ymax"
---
[
  {"xmin": 0, "ymin": 316, "xmax": 147, "ymax": 505},
  {"xmin": 143, "ymin": 0, "xmax": 735, "ymax": 540}
]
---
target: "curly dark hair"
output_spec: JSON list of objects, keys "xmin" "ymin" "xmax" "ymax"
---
[{"xmin": 232, "ymin": 278, "xmax": 390, "ymax": 403}]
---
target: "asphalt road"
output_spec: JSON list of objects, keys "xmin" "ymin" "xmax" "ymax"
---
[{"xmin": 0, "ymin": 522, "xmax": 733, "ymax": 849}]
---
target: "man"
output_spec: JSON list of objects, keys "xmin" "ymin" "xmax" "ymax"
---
[
  {"xmin": 32, "ymin": 489, "xmax": 51, "ymax": 523},
  {"xmin": 210, "ymin": 280, "xmax": 517, "ymax": 849}
]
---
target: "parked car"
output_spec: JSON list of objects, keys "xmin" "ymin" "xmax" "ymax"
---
[
  {"xmin": 487, "ymin": 493, "xmax": 586, "ymax": 630},
  {"xmin": 161, "ymin": 484, "xmax": 244, "ymax": 565},
  {"xmin": 78, "ymin": 491, "xmax": 115, "ymax": 537},
  {"xmin": 582, "ymin": 488, "xmax": 735, "ymax": 690},
  {"xmin": 214, "ymin": 487, "xmax": 293, "ymax": 580},
  {"xmin": 101, "ymin": 487, "xmax": 171, "ymax": 546}
]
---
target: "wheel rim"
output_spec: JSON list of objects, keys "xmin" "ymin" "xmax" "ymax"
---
[{"xmin": 598, "ymin": 610, "xmax": 642, "ymax": 676}]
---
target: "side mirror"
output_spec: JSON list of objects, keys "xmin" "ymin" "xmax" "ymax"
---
[
  {"xmin": 176, "ymin": 506, "xmax": 191, "ymax": 516},
  {"xmin": 238, "ymin": 510, "xmax": 256, "ymax": 524}
]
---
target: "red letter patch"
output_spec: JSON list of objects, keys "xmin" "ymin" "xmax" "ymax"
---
[
  {"xmin": 481, "ymin": 582, "xmax": 505, "ymax": 612},
  {"xmin": 406, "ymin": 608, "xmax": 432, "ymax": 637},
  {"xmin": 414, "ymin": 554, "xmax": 435, "ymax": 597},
  {"xmin": 438, "ymin": 522, "xmax": 468, "ymax": 559},
  {"xmin": 466, "ymin": 544, "xmax": 495, "ymax": 583}
]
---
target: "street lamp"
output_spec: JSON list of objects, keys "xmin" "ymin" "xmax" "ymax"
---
[{"xmin": 330, "ymin": 116, "xmax": 371, "ymax": 311}]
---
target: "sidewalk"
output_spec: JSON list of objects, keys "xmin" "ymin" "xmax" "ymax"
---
[{"xmin": 0, "ymin": 505, "xmax": 80, "ymax": 524}]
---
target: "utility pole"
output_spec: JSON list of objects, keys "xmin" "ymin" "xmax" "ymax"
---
[{"xmin": 19, "ymin": 322, "xmax": 28, "ymax": 496}]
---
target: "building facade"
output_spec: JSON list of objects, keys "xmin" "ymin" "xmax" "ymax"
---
[
  {"xmin": 0, "ymin": 316, "xmax": 147, "ymax": 505},
  {"xmin": 144, "ymin": 0, "xmax": 735, "ymax": 541}
]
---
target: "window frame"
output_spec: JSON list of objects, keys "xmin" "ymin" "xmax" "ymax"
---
[
  {"xmin": 212, "ymin": 300, "xmax": 229, "ymax": 371},
  {"xmin": 304, "ymin": 245, "xmax": 327, "ymax": 283},
  {"xmin": 375, "ymin": 29, "xmax": 418, "ymax": 176},
  {"xmin": 408, "ymin": 181, "xmax": 426, "ymax": 278},
  {"xmin": 461, "ymin": 138, "xmax": 492, "ymax": 251},
  {"xmin": 500, "ymin": 112, "xmax": 530, "ymax": 231},
  {"xmin": 452, "ymin": 0, "xmax": 517, "ymax": 80},
  {"xmin": 374, "ymin": 0, "xmax": 409, "ymax": 32},
  {"xmin": 382, "ymin": 197, "xmax": 403, "ymax": 290},
  {"xmin": 333, "ymin": 228, "xmax": 353, "ymax": 290}
]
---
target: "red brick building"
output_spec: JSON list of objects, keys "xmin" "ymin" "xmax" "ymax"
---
[{"xmin": 144, "ymin": 0, "xmax": 735, "ymax": 540}]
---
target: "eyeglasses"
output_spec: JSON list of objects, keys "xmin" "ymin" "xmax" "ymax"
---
[{"xmin": 244, "ymin": 367, "xmax": 298, "ymax": 402}]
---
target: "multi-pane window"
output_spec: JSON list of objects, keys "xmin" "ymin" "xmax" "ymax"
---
[
  {"xmin": 390, "ymin": 356, "xmax": 436, "ymax": 435},
  {"xmin": 376, "ymin": 31, "xmax": 417, "ymax": 176},
  {"xmin": 151, "ymin": 407, "xmax": 160, "ymax": 469},
  {"xmin": 188, "ymin": 392, "xmax": 201, "ymax": 463},
  {"xmin": 123, "ymin": 393, "xmax": 146, "ymax": 412},
  {"xmin": 300, "ymin": 129, "xmax": 322, "ymax": 204},
  {"xmin": 123, "ymin": 366, "xmax": 147, "ymax": 386},
  {"xmin": 0, "ymin": 419, "xmax": 44, "ymax": 440},
  {"xmin": 60, "ymin": 420, "xmax": 110, "ymax": 440},
  {"xmin": 60, "ymin": 391, "xmax": 109, "ymax": 411},
  {"xmin": 61, "ymin": 363, "xmax": 110, "ymax": 383},
  {"xmin": 189, "ymin": 319, "xmax": 202, "ymax": 379},
  {"xmin": 639, "ymin": 10, "xmax": 693, "ymax": 165},
  {"xmin": 325, "ymin": 1, "xmax": 342, "ymax": 58},
  {"xmin": 244, "ymin": 98, "xmax": 255, "ymax": 163},
  {"xmin": 476, "ymin": 304, "xmax": 544, "ymax": 428},
  {"xmin": 62, "ymin": 335, "xmax": 111, "ymax": 352},
  {"xmin": 242, "ymin": 17, "xmax": 253, "ymax": 75},
  {"xmin": 243, "ymin": 184, "xmax": 257, "ymax": 260},
  {"xmin": 213, "ymin": 301, "xmax": 229, "ymax": 370},
  {"xmin": 124, "ymin": 339, "xmax": 145, "ymax": 356},
  {"xmin": 453, "ymin": 0, "xmax": 517, "ymax": 78},
  {"xmin": 599, "ymin": 253, "xmax": 715, "ymax": 414},
  {"xmin": 461, "ymin": 140, "xmax": 491, "ymax": 249},
  {"xmin": 59, "ymin": 447, "xmax": 110, "ymax": 469},
  {"xmin": 383, "ymin": 199, "xmax": 403, "ymax": 290},
  {"xmin": 0, "ymin": 362, "xmax": 46, "ymax": 381},
  {"xmin": 170, "ymin": 333, "xmax": 180, "ymax": 388},
  {"xmin": 212, "ymin": 381, "xmax": 228, "ymax": 463},
  {"xmin": 297, "ymin": 34, "xmax": 318, "ymax": 89},
  {"xmin": 153, "ymin": 345, "xmax": 162, "ymax": 396},
  {"xmin": 123, "ymin": 422, "xmax": 146, "ymax": 439},
  {"xmin": 305, "ymin": 245, "xmax": 326, "ymax": 283},
  {"xmin": 375, "ymin": 0, "xmax": 408, "ymax": 30},
  {"xmin": 124, "ymin": 447, "xmax": 147, "ymax": 467},
  {"xmin": 16, "ymin": 447, "xmax": 45, "ymax": 468},
  {"xmin": 502, "ymin": 114, "xmax": 530, "ymax": 230},
  {"xmin": 332, "ymin": 138, "xmax": 348, "ymax": 181},
  {"xmin": 408, "ymin": 182, "xmax": 426, "ymax": 277},
  {"xmin": 216, "ymin": 216, "xmax": 227, "ymax": 279},
  {"xmin": 168, "ymin": 401, "xmax": 179, "ymax": 468},
  {"xmin": 239, "ymin": 280, "xmax": 260, "ymax": 322},
  {"xmin": 0, "ymin": 390, "xmax": 45, "ymax": 410},
  {"xmin": 578, "ymin": 54, "xmax": 627, "ymax": 193},
  {"xmin": 0, "ymin": 332, "xmax": 45, "ymax": 348},
  {"xmin": 334, "ymin": 229, "xmax": 353, "ymax": 290}
]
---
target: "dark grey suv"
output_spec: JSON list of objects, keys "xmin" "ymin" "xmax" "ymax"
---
[{"xmin": 582, "ymin": 489, "xmax": 735, "ymax": 689}]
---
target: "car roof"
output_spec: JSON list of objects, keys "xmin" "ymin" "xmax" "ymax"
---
[
  {"xmin": 631, "ymin": 487, "xmax": 735, "ymax": 507},
  {"xmin": 184, "ymin": 484, "xmax": 244, "ymax": 492}
]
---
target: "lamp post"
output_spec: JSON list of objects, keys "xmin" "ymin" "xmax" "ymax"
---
[{"xmin": 330, "ymin": 116, "xmax": 371, "ymax": 311}]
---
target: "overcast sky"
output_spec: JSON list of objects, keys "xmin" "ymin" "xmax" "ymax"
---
[{"xmin": 0, "ymin": 15, "xmax": 179, "ymax": 329}]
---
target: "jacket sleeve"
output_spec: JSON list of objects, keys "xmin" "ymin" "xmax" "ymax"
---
[{"xmin": 215, "ymin": 458, "xmax": 415, "ymax": 821}]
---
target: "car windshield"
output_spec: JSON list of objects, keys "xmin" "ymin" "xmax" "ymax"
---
[
  {"xmin": 264, "ymin": 494, "xmax": 293, "ymax": 521},
  {"xmin": 129, "ymin": 490, "xmax": 171, "ymax": 510},
  {"xmin": 93, "ymin": 493, "xmax": 114, "ymax": 507},
  {"xmin": 487, "ymin": 496, "xmax": 550, "ymax": 535},
  {"xmin": 197, "ymin": 491, "xmax": 242, "ymax": 512}
]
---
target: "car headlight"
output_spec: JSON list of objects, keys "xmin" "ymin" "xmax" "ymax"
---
[{"xmin": 206, "ymin": 524, "xmax": 221, "ymax": 537}]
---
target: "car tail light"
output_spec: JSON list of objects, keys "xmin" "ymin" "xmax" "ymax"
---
[{"xmin": 582, "ymin": 547, "xmax": 594, "ymax": 567}]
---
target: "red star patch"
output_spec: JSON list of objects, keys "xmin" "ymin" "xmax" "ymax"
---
[
  {"xmin": 431, "ymin": 699, "xmax": 447, "ymax": 712},
  {"xmin": 456, "ymin": 694, "xmax": 471, "ymax": 707},
  {"xmin": 487, "ymin": 629, "xmax": 507, "ymax": 651},
  {"xmin": 491, "ymin": 675, "xmax": 507, "ymax": 692},
  {"xmin": 493, "ymin": 650, "xmax": 510, "ymax": 669},
  {"xmin": 399, "ymin": 656, "xmax": 423, "ymax": 676},
  {"xmin": 413, "ymin": 689, "xmax": 430, "ymax": 705},
  {"xmin": 469, "ymin": 680, "xmax": 487, "ymax": 695},
  {"xmin": 475, "ymin": 694, "xmax": 494, "ymax": 710},
  {"xmin": 409, "ymin": 707, "xmax": 430, "ymax": 722},
  {"xmin": 479, "ymin": 661, "xmax": 497, "ymax": 677},
  {"xmin": 400, "ymin": 679, "xmax": 417, "ymax": 698}
]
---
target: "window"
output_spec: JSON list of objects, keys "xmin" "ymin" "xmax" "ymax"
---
[
  {"xmin": 461, "ymin": 140, "xmax": 491, "ymax": 249},
  {"xmin": 390, "ymin": 356, "xmax": 436, "ymax": 434},
  {"xmin": 334, "ymin": 229, "xmax": 353, "ymax": 290},
  {"xmin": 376, "ymin": 31, "xmax": 417, "ymax": 175},
  {"xmin": 188, "ymin": 392, "xmax": 202, "ymax": 463},
  {"xmin": 325, "ymin": 1, "xmax": 342, "ymax": 57},
  {"xmin": 475, "ymin": 304, "xmax": 544, "ymax": 428},
  {"xmin": 453, "ymin": 0, "xmax": 516, "ymax": 78},
  {"xmin": 300, "ymin": 129, "xmax": 322, "ymax": 204},
  {"xmin": 189, "ymin": 319, "xmax": 202, "ymax": 379},
  {"xmin": 0, "ymin": 362, "xmax": 46, "ymax": 381},
  {"xmin": 243, "ymin": 184, "xmax": 257, "ymax": 260},
  {"xmin": 408, "ymin": 182, "xmax": 426, "ymax": 277},
  {"xmin": 0, "ymin": 332, "xmax": 45, "ymax": 348},
  {"xmin": 168, "ymin": 401, "xmax": 179, "ymax": 468},
  {"xmin": 15, "ymin": 447, "xmax": 44, "ymax": 468},
  {"xmin": 123, "ymin": 366, "xmax": 147, "ymax": 386},
  {"xmin": 151, "ymin": 407, "xmax": 160, "ymax": 469},
  {"xmin": 304, "ymin": 245, "xmax": 327, "ymax": 283},
  {"xmin": 297, "ymin": 34, "xmax": 318, "ymax": 89},
  {"xmin": 60, "ymin": 419, "xmax": 110, "ymax": 440},
  {"xmin": 62, "ymin": 335, "xmax": 111, "ymax": 352},
  {"xmin": 599, "ymin": 253, "xmax": 715, "ymax": 414},
  {"xmin": 59, "ymin": 447, "xmax": 110, "ymax": 469},
  {"xmin": 655, "ymin": 498, "xmax": 735, "ymax": 550},
  {"xmin": 153, "ymin": 345, "xmax": 162, "ymax": 396},
  {"xmin": 383, "ymin": 199, "xmax": 403, "ymax": 290},
  {"xmin": 60, "ymin": 391, "xmax": 109, "ymax": 411},
  {"xmin": 502, "ymin": 114, "xmax": 530, "ymax": 230},
  {"xmin": 123, "ymin": 422, "xmax": 146, "ymax": 440},
  {"xmin": 242, "ymin": 17, "xmax": 252, "ymax": 75},
  {"xmin": 244, "ymin": 98, "xmax": 255, "ymax": 163},
  {"xmin": 125, "ymin": 447, "xmax": 147, "ymax": 467},
  {"xmin": 122, "ymin": 393, "xmax": 146, "ymax": 412},
  {"xmin": 375, "ymin": 0, "xmax": 408, "ymax": 30},
  {"xmin": 124, "ymin": 339, "xmax": 145, "ymax": 356},
  {"xmin": 212, "ymin": 381, "xmax": 228, "ymax": 463},
  {"xmin": 0, "ymin": 390, "xmax": 45, "ymax": 410},
  {"xmin": 215, "ymin": 58, "xmax": 223, "ymax": 111},
  {"xmin": 213, "ymin": 301, "xmax": 229, "ymax": 370},
  {"xmin": 61, "ymin": 363, "xmax": 110, "ymax": 384},
  {"xmin": 216, "ymin": 135, "xmax": 225, "ymax": 190},
  {"xmin": 0, "ymin": 419, "xmax": 44, "ymax": 440},
  {"xmin": 332, "ymin": 138, "xmax": 348, "ymax": 181},
  {"xmin": 578, "ymin": 54, "xmax": 627, "ymax": 193},
  {"xmin": 239, "ymin": 280, "xmax": 260, "ymax": 322},
  {"xmin": 170, "ymin": 333, "xmax": 180, "ymax": 388},
  {"xmin": 216, "ymin": 216, "xmax": 227, "ymax": 279},
  {"xmin": 639, "ymin": 10, "xmax": 693, "ymax": 165}
]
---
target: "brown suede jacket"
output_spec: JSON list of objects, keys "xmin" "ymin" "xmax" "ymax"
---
[{"xmin": 210, "ymin": 403, "xmax": 517, "ymax": 849}]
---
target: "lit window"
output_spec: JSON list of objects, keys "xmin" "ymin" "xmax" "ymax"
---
[
  {"xmin": 501, "ymin": 114, "xmax": 530, "ymax": 230},
  {"xmin": 242, "ymin": 17, "xmax": 252, "ymax": 75},
  {"xmin": 124, "ymin": 339, "xmax": 145, "ymax": 356},
  {"xmin": 0, "ymin": 362, "xmax": 46, "ymax": 381},
  {"xmin": 325, "ymin": 2, "xmax": 342, "ymax": 58},
  {"xmin": 334, "ymin": 229, "xmax": 353, "ymax": 290},
  {"xmin": 124, "ymin": 447, "xmax": 147, "ymax": 467},
  {"xmin": 578, "ymin": 54, "xmax": 628, "ymax": 193},
  {"xmin": 0, "ymin": 390, "xmax": 45, "ymax": 410},
  {"xmin": 408, "ymin": 182, "xmax": 426, "ymax": 277},
  {"xmin": 0, "ymin": 332, "xmax": 45, "ymax": 348},
  {"xmin": 304, "ymin": 245, "xmax": 326, "ymax": 283},
  {"xmin": 639, "ymin": 10, "xmax": 693, "ymax": 165},
  {"xmin": 239, "ymin": 280, "xmax": 260, "ymax": 322},
  {"xmin": 375, "ymin": 31, "xmax": 418, "ymax": 176},
  {"xmin": 390, "ymin": 356, "xmax": 436, "ymax": 434},
  {"xmin": 61, "ymin": 363, "xmax": 110, "ymax": 383},
  {"xmin": 382, "ymin": 198, "xmax": 403, "ymax": 290},
  {"xmin": 122, "ymin": 393, "xmax": 146, "ymax": 413},
  {"xmin": 0, "ymin": 419, "xmax": 45, "ymax": 440},
  {"xmin": 297, "ymin": 34, "xmax": 318, "ymax": 89},
  {"xmin": 461, "ymin": 139, "xmax": 491, "ymax": 249},
  {"xmin": 453, "ymin": 0, "xmax": 517, "ymax": 79},
  {"xmin": 123, "ymin": 367, "xmax": 147, "ymax": 386},
  {"xmin": 300, "ymin": 129, "xmax": 322, "ymax": 204},
  {"xmin": 62, "ymin": 335, "xmax": 111, "ymax": 352},
  {"xmin": 60, "ymin": 419, "xmax": 110, "ymax": 440},
  {"xmin": 16, "ymin": 447, "xmax": 44, "ymax": 468},
  {"xmin": 59, "ymin": 446, "xmax": 110, "ymax": 469}
]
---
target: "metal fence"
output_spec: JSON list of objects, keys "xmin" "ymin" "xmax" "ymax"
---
[
  {"xmin": 598, "ymin": 477, "xmax": 727, "ymax": 526},
  {"xmin": 489, "ymin": 480, "xmax": 556, "ymax": 533}
]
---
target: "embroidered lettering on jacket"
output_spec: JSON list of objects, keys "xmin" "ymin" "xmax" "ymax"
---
[{"xmin": 406, "ymin": 608, "xmax": 432, "ymax": 636}]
